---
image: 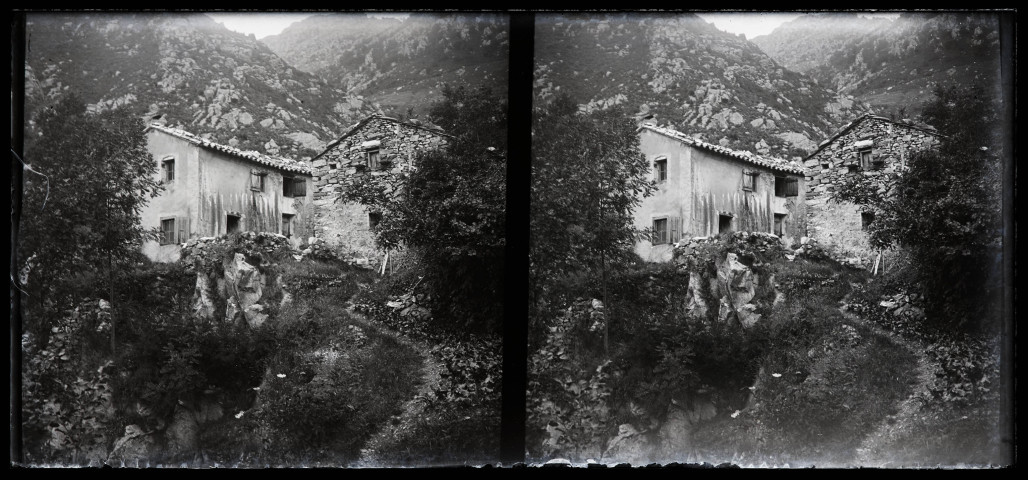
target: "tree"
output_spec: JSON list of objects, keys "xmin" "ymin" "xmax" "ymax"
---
[
  {"xmin": 19, "ymin": 94, "xmax": 163, "ymax": 317},
  {"xmin": 832, "ymin": 85, "xmax": 1004, "ymax": 331},
  {"xmin": 530, "ymin": 94, "xmax": 655, "ymax": 301},
  {"xmin": 338, "ymin": 85, "xmax": 507, "ymax": 332}
]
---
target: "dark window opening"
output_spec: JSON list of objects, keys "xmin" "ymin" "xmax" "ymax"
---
[
  {"xmin": 160, "ymin": 218, "xmax": 176, "ymax": 245},
  {"xmin": 652, "ymin": 218, "xmax": 668, "ymax": 245},
  {"xmin": 369, "ymin": 212, "xmax": 382, "ymax": 229},
  {"xmin": 282, "ymin": 214, "xmax": 294, "ymax": 237},
  {"xmin": 774, "ymin": 214, "xmax": 786, "ymax": 237},
  {"xmin": 743, "ymin": 171, "xmax": 758, "ymax": 192},
  {"xmin": 861, "ymin": 211, "xmax": 875, "ymax": 231},
  {"xmin": 775, "ymin": 176, "xmax": 799, "ymax": 197},
  {"xmin": 366, "ymin": 148, "xmax": 381, "ymax": 170},
  {"xmin": 250, "ymin": 172, "xmax": 266, "ymax": 192},
  {"xmin": 654, "ymin": 158, "xmax": 667, "ymax": 183},
  {"xmin": 283, "ymin": 177, "xmax": 307, "ymax": 197},
  {"xmin": 719, "ymin": 214, "xmax": 733, "ymax": 235},
  {"xmin": 858, "ymin": 148, "xmax": 873, "ymax": 170},
  {"xmin": 848, "ymin": 164, "xmax": 859, "ymax": 173},
  {"xmin": 226, "ymin": 214, "xmax": 241, "ymax": 234},
  {"xmin": 162, "ymin": 159, "xmax": 175, "ymax": 183}
]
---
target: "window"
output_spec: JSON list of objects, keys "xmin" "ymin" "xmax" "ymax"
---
[
  {"xmin": 774, "ymin": 214, "xmax": 786, "ymax": 237},
  {"xmin": 283, "ymin": 177, "xmax": 307, "ymax": 197},
  {"xmin": 160, "ymin": 218, "xmax": 176, "ymax": 245},
  {"xmin": 743, "ymin": 171, "xmax": 758, "ymax": 192},
  {"xmin": 250, "ymin": 171, "xmax": 267, "ymax": 192},
  {"xmin": 861, "ymin": 211, "xmax": 875, "ymax": 231},
  {"xmin": 652, "ymin": 218, "xmax": 668, "ymax": 245},
  {"xmin": 369, "ymin": 212, "xmax": 382, "ymax": 229},
  {"xmin": 858, "ymin": 148, "xmax": 873, "ymax": 170},
  {"xmin": 719, "ymin": 214, "xmax": 733, "ymax": 235},
  {"xmin": 654, "ymin": 158, "xmax": 667, "ymax": 183},
  {"xmin": 282, "ymin": 213, "xmax": 294, "ymax": 237},
  {"xmin": 162, "ymin": 158, "xmax": 175, "ymax": 183},
  {"xmin": 226, "ymin": 214, "xmax": 241, "ymax": 234},
  {"xmin": 775, "ymin": 176, "xmax": 799, "ymax": 197},
  {"xmin": 366, "ymin": 148, "xmax": 381, "ymax": 170}
]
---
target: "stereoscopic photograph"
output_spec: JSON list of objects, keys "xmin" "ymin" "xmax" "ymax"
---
[{"xmin": 11, "ymin": 9, "xmax": 1015, "ymax": 470}]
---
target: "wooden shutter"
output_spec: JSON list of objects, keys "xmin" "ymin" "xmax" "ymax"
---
[
  {"xmin": 669, "ymin": 216, "xmax": 683, "ymax": 243},
  {"xmin": 786, "ymin": 178, "xmax": 799, "ymax": 197},
  {"xmin": 295, "ymin": 178, "xmax": 307, "ymax": 196}
]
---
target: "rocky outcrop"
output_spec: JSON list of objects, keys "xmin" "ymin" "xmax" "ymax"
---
[
  {"xmin": 603, "ymin": 424, "xmax": 651, "ymax": 464},
  {"xmin": 25, "ymin": 13, "xmax": 378, "ymax": 158},
  {"xmin": 223, "ymin": 253, "xmax": 266, "ymax": 327},
  {"xmin": 657, "ymin": 398, "xmax": 717, "ymax": 460},
  {"xmin": 717, "ymin": 252, "xmax": 757, "ymax": 310}
]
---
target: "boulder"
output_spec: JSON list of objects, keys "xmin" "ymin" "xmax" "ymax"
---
[
  {"xmin": 737, "ymin": 303, "xmax": 762, "ymax": 328},
  {"xmin": 685, "ymin": 271, "xmax": 709, "ymax": 319},
  {"xmin": 225, "ymin": 297, "xmax": 242, "ymax": 324},
  {"xmin": 658, "ymin": 399, "xmax": 717, "ymax": 459},
  {"xmin": 107, "ymin": 424, "xmax": 159, "ymax": 465},
  {"xmin": 243, "ymin": 304, "xmax": 268, "ymax": 328},
  {"xmin": 717, "ymin": 253, "xmax": 756, "ymax": 309},
  {"xmin": 604, "ymin": 423, "xmax": 651, "ymax": 465},
  {"xmin": 165, "ymin": 405, "xmax": 199, "ymax": 456},
  {"xmin": 191, "ymin": 273, "xmax": 216, "ymax": 320},
  {"xmin": 223, "ymin": 253, "xmax": 265, "ymax": 314}
]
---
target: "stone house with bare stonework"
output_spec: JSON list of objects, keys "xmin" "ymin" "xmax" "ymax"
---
[
  {"xmin": 141, "ymin": 123, "xmax": 314, "ymax": 263},
  {"xmin": 635, "ymin": 123, "xmax": 807, "ymax": 262},
  {"xmin": 308, "ymin": 116, "xmax": 451, "ymax": 266},
  {"xmin": 803, "ymin": 114, "xmax": 941, "ymax": 267}
]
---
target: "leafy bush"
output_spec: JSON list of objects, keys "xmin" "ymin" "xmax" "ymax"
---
[
  {"xmin": 22, "ymin": 301, "xmax": 118, "ymax": 465},
  {"xmin": 254, "ymin": 312, "xmax": 422, "ymax": 463},
  {"xmin": 831, "ymin": 84, "xmax": 1005, "ymax": 332}
]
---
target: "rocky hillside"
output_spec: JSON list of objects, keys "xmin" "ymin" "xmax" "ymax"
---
[
  {"xmin": 24, "ymin": 13, "xmax": 382, "ymax": 158},
  {"xmin": 263, "ymin": 13, "xmax": 509, "ymax": 119},
  {"xmin": 752, "ymin": 12, "xmax": 1004, "ymax": 116},
  {"xmin": 533, "ymin": 13, "xmax": 872, "ymax": 159}
]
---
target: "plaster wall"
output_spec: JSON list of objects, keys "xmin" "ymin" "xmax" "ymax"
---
[
  {"xmin": 634, "ymin": 130, "xmax": 806, "ymax": 262},
  {"xmin": 141, "ymin": 131, "xmax": 313, "ymax": 262}
]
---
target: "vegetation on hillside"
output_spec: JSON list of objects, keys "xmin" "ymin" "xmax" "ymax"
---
[
  {"xmin": 832, "ymin": 84, "xmax": 1004, "ymax": 332},
  {"xmin": 339, "ymin": 84, "xmax": 507, "ymax": 333}
]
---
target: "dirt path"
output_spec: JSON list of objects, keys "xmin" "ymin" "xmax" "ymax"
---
[
  {"xmin": 346, "ymin": 306, "xmax": 446, "ymax": 467},
  {"xmin": 837, "ymin": 304, "xmax": 940, "ymax": 467}
]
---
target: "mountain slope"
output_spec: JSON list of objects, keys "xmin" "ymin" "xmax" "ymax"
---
[
  {"xmin": 533, "ymin": 13, "xmax": 871, "ymax": 158},
  {"xmin": 263, "ymin": 13, "xmax": 509, "ymax": 119},
  {"xmin": 752, "ymin": 12, "xmax": 1004, "ymax": 116},
  {"xmin": 24, "ymin": 13, "xmax": 381, "ymax": 158}
]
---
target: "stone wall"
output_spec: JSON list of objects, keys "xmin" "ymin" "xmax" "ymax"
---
[
  {"xmin": 310, "ymin": 117, "xmax": 450, "ymax": 266},
  {"xmin": 803, "ymin": 116, "xmax": 939, "ymax": 266}
]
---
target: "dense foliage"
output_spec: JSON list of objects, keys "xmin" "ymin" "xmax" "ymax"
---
[
  {"xmin": 530, "ymin": 93, "xmax": 655, "ymax": 302},
  {"xmin": 339, "ymin": 84, "xmax": 507, "ymax": 333},
  {"xmin": 19, "ymin": 94, "xmax": 163, "ymax": 306},
  {"xmin": 831, "ymin": 84, "xmax": 1004, "ymax": 331}
]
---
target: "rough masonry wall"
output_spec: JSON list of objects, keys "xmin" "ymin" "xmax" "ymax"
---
[
  {"xmin": 311, "ymin": 118, "xmax": 449, "ymax": 265},
  {"xmin": 804, "ymin": 117, "xmax": 938, "ymax": 265}
]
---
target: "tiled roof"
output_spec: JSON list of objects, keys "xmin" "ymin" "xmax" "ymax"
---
[
  {"xmin": 311, "ymin": 115, "xmax": 452, "ymax": 162},
  {"xmin": 805, "ymin": 114, "xmax": 941, "ymax": 160},
  {"xmin": 640, "ymin": 124, "xmax": 805, "ymax": 175},
  {"xmin": 146, "ymin": 123, "xmax": 312, "ymax": 175}
]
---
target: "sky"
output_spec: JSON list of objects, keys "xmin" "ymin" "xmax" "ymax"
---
[
  {"xmin": 206, "ymin": 12, "xmax": 409, "ymax": 39},
  {"xmin": 205, "ymin": 11, "xmax": 901, "ymax": 41},
  {"xmin": 696, "ymin": 12, "xmax": 901, "ymax": 39}
]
